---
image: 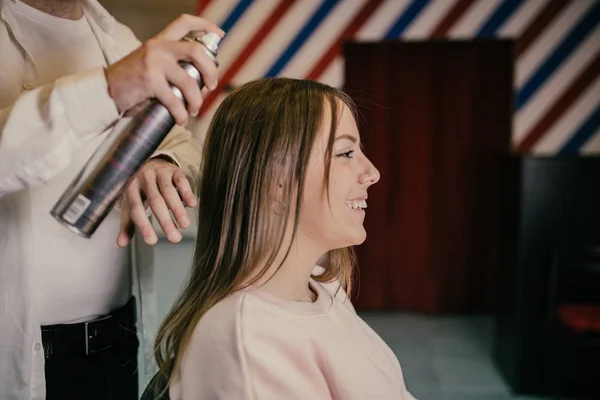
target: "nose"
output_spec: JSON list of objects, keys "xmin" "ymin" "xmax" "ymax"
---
[{"xmin": 359, "ymin": 157, "xmax": 380, "ymax": 186}]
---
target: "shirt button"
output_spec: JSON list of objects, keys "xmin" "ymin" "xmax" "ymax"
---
[{"xmin": 34, "ymin": 343, "xmax": 41, "ymax": 352}]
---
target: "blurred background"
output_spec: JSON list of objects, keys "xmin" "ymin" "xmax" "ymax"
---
[{"xmin": 101, "ymin": 1, "xmax": 600, "ymax": 399}]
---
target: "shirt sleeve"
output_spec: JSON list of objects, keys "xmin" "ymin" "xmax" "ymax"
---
[
  {"xmin": 153, "ymin": 123, "xmax": 202, "ymax": 185},
  {"xmin": 0, "ymin": 67, "xmax": 120, "ymax": 197}
]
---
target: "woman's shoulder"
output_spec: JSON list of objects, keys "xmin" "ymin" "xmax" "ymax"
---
[
  {"xmin": 188, "ymin": 289, "xmax": 286, "ymax": 350},
  {"xmin": 173, "ymin": 292, "xmax": 254, "ymax": 399},
  {"xmin": 181, "ymin": 289, "xmax": 311, "ymax": 384},
  {"xmin": 189, "ymin": 291, "xmax": 248, "ymax": 345},
  {"xmin": 179, "ymin": 293, "xmax": 254, "ymax": 378}
]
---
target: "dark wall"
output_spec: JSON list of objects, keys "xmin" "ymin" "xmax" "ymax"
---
[{"xmin": 495, "ymin": 156, "xmax": 600, "ymax": 395}]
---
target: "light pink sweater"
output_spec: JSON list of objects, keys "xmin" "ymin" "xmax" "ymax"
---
[{"xmin": 170, "ymin": 269, "xmax": 416, "ymax": 400}]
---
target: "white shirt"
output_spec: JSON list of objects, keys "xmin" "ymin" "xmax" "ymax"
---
[
  {"xmin": 8, "ymin": 0, "xmax": 131, "ymax": 326},
  {"xmin": 0, "ymin": 1, "xmax": 175, "ymax": 398}
]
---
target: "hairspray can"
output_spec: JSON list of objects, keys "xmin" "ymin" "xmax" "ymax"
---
[{"xmin": 51, "ymin": 32, "xmax": 220, "ymax": 238}]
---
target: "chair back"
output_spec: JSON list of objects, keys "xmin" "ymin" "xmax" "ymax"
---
[{"xmin": 140, "ymin": 371, "xmax": 170, "ymax": 400}]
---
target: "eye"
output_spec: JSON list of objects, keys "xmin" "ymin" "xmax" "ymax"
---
[{"xmin": 337, "ymin": 150, "xmax": 355, "ymax": 159}]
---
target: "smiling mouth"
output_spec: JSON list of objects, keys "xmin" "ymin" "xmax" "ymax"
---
[{"xmin": 345, "ymin": 200, "xmax": 367, "ymax": 211}]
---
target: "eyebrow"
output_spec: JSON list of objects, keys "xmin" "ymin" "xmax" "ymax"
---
[
  {"xmin": 334, "ymin": 134, "xmax": 358, "ymax": 143},
  {"xmin": 335, "ymin": 134, "xmax": 364, "ymax": 150}
]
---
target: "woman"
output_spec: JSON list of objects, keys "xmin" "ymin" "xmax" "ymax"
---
[{"xmin": 152, "ymin": 78, "xmax": 416, "ymax": 399}]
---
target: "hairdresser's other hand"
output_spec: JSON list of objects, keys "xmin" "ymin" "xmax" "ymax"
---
[
  {"xmin": 116, "ymin": 158, "xmax": 198, "ymax": 248},
  {"xmin": 105, "ymin": 14, "xmax": 225, "ymax": 126}
]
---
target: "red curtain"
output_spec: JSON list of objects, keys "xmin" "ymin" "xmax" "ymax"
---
[{"xmin": 345, "ymin": 40, "xmax": 513, "ymax": 313}]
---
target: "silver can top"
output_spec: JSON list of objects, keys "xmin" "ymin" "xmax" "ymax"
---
[{"xmin": 200, "ymin": 32, "xmax": 221, "ymax": 54}]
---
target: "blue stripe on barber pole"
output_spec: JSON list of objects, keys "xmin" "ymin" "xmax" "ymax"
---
[
  {"xmin": 219, "ymin": 0, "xmax": 254, "ymax": 41},
  {"xmin": 477, "ymin": 0, "xmax": 525, "ymax": 37},
  {"xmin": 385, "ymin": 0, "xmax": 430, "ymax": 38},
  {"xmin": 559, "ymin": 105, "xmax": 600, "ymax": 153},
  {"xmin": 264, "ymin": 0, "xmax": 339, "ymax": 78},
  {"xmin": 516, "ymin": 1, "xmax": 600, "ymax": 111}
]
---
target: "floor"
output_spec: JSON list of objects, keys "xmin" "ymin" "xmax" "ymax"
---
[{"xmin": 359, "ymin": 313, "xmax": 548, "ymax": 400}]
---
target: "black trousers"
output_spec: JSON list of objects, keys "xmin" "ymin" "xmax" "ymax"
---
[{"xmin": 42, "ymin": 298, "xmax": 139, "ymax": 400}]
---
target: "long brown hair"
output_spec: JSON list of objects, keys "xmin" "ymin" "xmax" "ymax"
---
[{"xmin": 153, "ymin": 78, "xmax": 358, "ymax": 390}]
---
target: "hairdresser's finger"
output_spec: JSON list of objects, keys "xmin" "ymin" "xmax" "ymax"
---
[
  {"xmin": 174, "ymin": 169, "xmax": 198, "ymax": 208},
  {"xmin": 143, "ymin": 171, "xmax": 182, "ymax": 243},
  {"xmin": 127, "ymin": 179, "xmax": 158, "ymax": 246},
  {"xmin": 165, "ymin": 61, "xmax": 203, "ymax": 116},
  {"xmin": 165, "ymin": 41, "xmax": 219, "ymax": 91},
  {"xmin": 157, "ymin": 170, "xmax": 189, "ymax": 229},
  {"xmin": 154, "ymin": 77, "xmax": 189, "ymax": 126},
  {"xmin": 117, "ymin": 196, "xmax": 135, "ymax": 248},
  {"xmin": 156, "ymin": 14, "xmax": 224, "ymax": 41}
]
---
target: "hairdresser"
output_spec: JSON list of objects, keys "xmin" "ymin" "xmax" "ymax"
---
[{"xmin": 0, "ymin": 0, "xmax": 224, "ymax": 399}]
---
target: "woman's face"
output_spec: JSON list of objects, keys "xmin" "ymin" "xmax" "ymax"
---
[{"xmin": 297, "ymin": 100, "xmax": 380, "ymax": 251}]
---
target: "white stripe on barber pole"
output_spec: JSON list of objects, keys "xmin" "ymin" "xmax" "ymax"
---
[
  {"xmin": 233, "ymin": 1, "xmax": 321, "ymax": 85},
  {"xmin": 581, "ymin": 127, "xmax": 600, "ymax": 154},
  {"xmin": 515, "ymin": 28, "xmax": 600, "ymax": 142},
  {"xmin": 533, "ymin": 76, "xmax": 600, "ymax": 154},
  {"xmin": 497, "ymin": 0, "xmax": 549, "ymax": 37},
  {"xmin": 318, "ymin": 57, "xmax": 344, "ymax": 88},
  {"xmin": 319, "ymin": 1, "xmax": 413, "ymax": 88},
  {"xmin": 516, "ymin": 0, "xmax": 594, "ymax": 86},
  {"xmin": 402, "ymin": 0, "xmax": 459, "ymax": 39},
  {"xmin": 281, "ymin": 0, "xmax": 367, "ymax": 79},
  {"xmin": 447, "ymin": 0, "xmax": 502, "ymax": 38},
  {"xmin": 200, "ymin": 0, "xmax": 237, "ymax": 24},
  {"xmin": 355, "ymin": 0, "xmax": 411, "ymax": 40},
  {"xmin": 215, "ymin": 0, "xmax": 281, "ymax": 74}
]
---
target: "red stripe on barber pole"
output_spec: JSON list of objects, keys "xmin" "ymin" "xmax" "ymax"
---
[
  {"xmin": 197, "ymin": 0, "xmax": 212, "ymax": 16},
  {"xmin": 198, "ymin": 0, "xmax": 295, "ymax": 117},
  {"xmin": 516, "ymin": 51, "xmax": 600, "ymax": 151},
  {"xmin": 430, "ymin": 0, "xmax": 476, "ymax": 38},
  {"xmin": 306, "ymin": 0, "xmax": 383, "ymax": 81},
  {"xmin": 516, "ymin": 0, "xmax": 571, "ymax": 57}
]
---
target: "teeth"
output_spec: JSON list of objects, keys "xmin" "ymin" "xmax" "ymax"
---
[{"xmin": 346, "ymin": 200, "xmax": 367, "ymax": 210}]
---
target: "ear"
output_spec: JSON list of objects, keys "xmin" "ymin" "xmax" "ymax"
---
[
  {"xmin": 269, "ymin": 179, "xmax": 287, "ymax": 216},
  {"xmin": 269, "ymin": 177, "xmax": 284, "ymax": 200}
]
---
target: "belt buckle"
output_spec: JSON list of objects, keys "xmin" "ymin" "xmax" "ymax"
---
[{"xmin": 84, "ymin": 315, "xmax": 113, "ymax": 355}]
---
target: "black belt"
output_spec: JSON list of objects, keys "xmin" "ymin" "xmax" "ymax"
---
[{"xmin": 41, "ymin": 297, "xmax": 136, "ymax": 357}]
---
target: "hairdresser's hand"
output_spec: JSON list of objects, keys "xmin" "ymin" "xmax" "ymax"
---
[
  {"xmin": 105, "ymin": 14, "xmax": 225, "ymax": 126},
  {"xmin": 116, "ymin": 158, "xmax": 198, "ymax": 248}
]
